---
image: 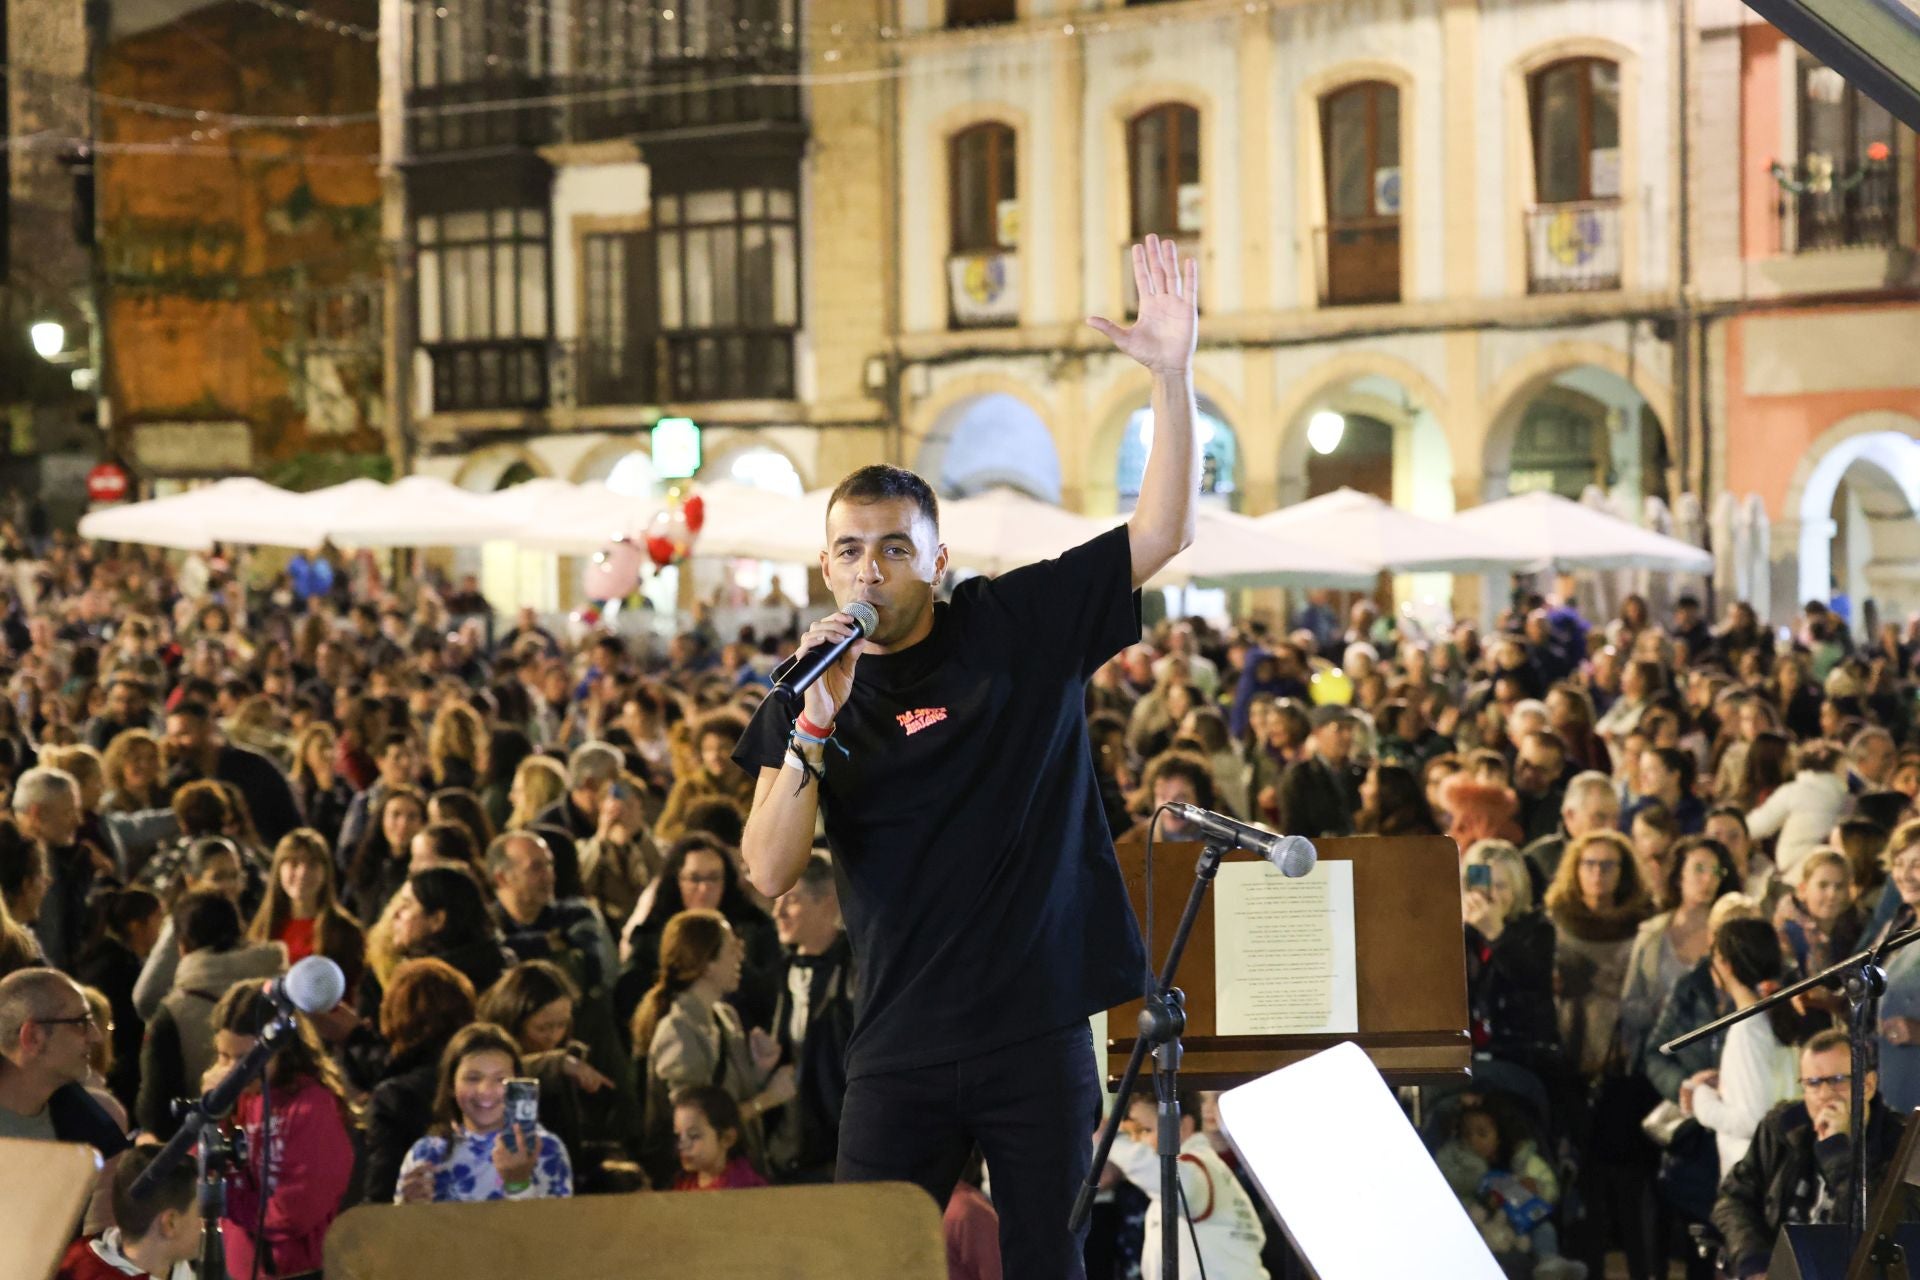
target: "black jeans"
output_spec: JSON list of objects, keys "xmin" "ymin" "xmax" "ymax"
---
[{"xmin": 837, "ymin": 1020, "xmax": 1101, "ymax": 1280}]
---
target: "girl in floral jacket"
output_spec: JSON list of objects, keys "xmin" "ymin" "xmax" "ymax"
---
[{"xmin": 397, "ymin": 1022, "xmax": 573, "ymax": 1203}]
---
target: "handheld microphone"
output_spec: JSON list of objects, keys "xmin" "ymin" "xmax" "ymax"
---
[
  {"xmin": 771, "ymin": 600, "xmax": 879, "ymax": 710},
  {"xmin": 1166, "ymin": 803, "xmax": 1317, "ymax": 877},
  {"xmin": 264, "ymin": 955, "xmax": 347, "ymax": 1016}
]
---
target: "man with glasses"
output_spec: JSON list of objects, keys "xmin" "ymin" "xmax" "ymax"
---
[
  {"xmin": 0, "ymin": 968, "xmax": 127, "ymax": 1152},
  {"xmin": 1712, "ymin": 1029, "xmax": 1917, "ymax": 1277}
]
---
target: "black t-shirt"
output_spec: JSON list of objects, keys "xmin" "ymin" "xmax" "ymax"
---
[{"xmin": 734, "ymin": 525, "xmax": 1148, "ymax": 1079}]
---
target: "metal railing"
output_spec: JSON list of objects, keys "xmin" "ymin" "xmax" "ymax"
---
[
  {"xmin": 947, "ymin": 249, "xmax": 1019, "ymax": 328},
  {"xmin": 425, "ymin": 339, "xmax": 551, "ymax": 413},
  {"xmin": 1524, "ymin": 199, "xmax": 1623, "ymax": 294},
  {"xmin": 1786, "ymin": 160, "xmax": 1897, "ymax": 252}
]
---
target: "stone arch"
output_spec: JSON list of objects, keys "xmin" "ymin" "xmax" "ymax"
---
[
  {"xmin": 1782, "ymin": 411, "xmax": 1920, "ymax": 612},
  {"xmin": 1480, "ymin": 341, "xmax": 1673, "ymax": 493},
  {"xmin": 1272, "ymin": 351, "xmax": 1450, "ymax": 505},
  {"xmin": 569, "ymin": 435, "xmax": 650, "ymax": 485},
  {"xmin": 1084, "ymin": 371, "xmax": 1248, "ymax": 516},
  {"xmin": 909, "ymin": 372, "xmax": 1062, "ymax": 491},
  {"xmin": 703, "ymin": 436, "xmax": 811, "ymax": 494},
  {"xmin": 453, "ymin": 445, "xmax": 549, "ymax": 492}
]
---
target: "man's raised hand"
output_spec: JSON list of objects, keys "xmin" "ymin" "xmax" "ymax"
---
[{"xmin": 1087, "ymin": 233, "xmax": 1198, "ymax": 375}]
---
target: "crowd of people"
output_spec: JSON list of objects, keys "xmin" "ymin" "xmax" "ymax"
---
[{"xmin": 0, "ymin": 523, "xmax": 1916, "ymax": 1279}]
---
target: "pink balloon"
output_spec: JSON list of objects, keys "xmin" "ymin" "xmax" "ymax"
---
[{"xmin": 582, "ymin": 539, "xmax": 643, "ymax": 600}]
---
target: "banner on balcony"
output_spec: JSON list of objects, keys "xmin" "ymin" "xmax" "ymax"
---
[
  {"xmin": 949, "ymin": 252, "xmax": 1021, "ymax": 326},
  {"xmin": 1527, "ymin": 203, "xmax": 1621, "ymax": 290}
]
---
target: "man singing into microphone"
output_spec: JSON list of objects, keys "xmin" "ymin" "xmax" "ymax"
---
[{"xmin": 734, "ymin": 235, "xmax": 1199, "ymax": 1278}]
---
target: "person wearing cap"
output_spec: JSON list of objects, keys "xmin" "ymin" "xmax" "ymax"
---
[{"xmin": 1275, "ymin": 705, "xmax": 1363, "ymax": 839}]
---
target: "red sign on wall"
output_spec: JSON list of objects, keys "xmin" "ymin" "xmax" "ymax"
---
[{"xmin": 86, "ymin": 462, "xmax": 128, "ymax": 504}]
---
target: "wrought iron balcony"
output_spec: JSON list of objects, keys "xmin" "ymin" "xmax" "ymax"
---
[{"xmin": 1524, "ymin": 199, "xmax": 1623, "ymax": 294}]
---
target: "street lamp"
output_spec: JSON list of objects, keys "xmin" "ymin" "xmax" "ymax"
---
[
  {"xmin": 30, "ymin": 321, "xmax": 66, "ymax": 361},
  {"xmin": 1307, "ymin": 410, "xmax": 1346, "ymax": 455}
]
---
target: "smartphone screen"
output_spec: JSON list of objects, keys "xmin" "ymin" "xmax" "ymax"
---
[
  {"xmin": 505, "ymin": 1077, "xmax": 539, "ymax": 1129},
  {"xmin": 1465, "ymin": 864, "xmax": 1492, "ymax": 891}
]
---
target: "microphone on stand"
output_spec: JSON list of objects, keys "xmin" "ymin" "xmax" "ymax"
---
[
  {"xmin": 263, "ymin": 955, "xmax": 347, "ymax": 1016},
  {"xmin": 1165, "ymin": 803, "xmax": 1317, "ymax": 877}
]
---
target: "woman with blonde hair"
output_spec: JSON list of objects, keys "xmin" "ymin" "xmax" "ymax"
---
[
  {"xmin": 632, "ymin": 909, "xmax": 790, "ymax": 1188},
  {"xmin": 100, "ymin": 727, "xmax": 164, "ymax": 814},
  {"xmin": 428, "ymin": 700, "xmax": 489, "ymax": 792},
  {"xmin": 249, "ymin": 827, "xmax": 365, "ymax": 971},
  {"xmin": 1460, "ymin": 840, "xmax": 1557, "ymax": 1074},
  {"xmin": 506, "ymin": 755, "xmax": 567, "ymax": 833}
]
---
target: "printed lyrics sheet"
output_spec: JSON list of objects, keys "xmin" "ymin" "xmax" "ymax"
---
[{"xmin": 1213, "ymin": 860, "xmax": 1358, "ymax": 1036}]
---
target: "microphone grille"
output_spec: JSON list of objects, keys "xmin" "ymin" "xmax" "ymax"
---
[
  {"xmin": 285, "ymin": 955, "xmax": 347, "ymax": 1014},
  {"xmin": 844, "ymin": 601, "xmax": 879, "ymax": 636},
  {"xmin": 1274, "ymin": 835, "xmax": 1318, "ymax": 879}
]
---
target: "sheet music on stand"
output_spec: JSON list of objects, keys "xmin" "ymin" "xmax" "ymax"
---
[{"xmin": 1218, "ymin": 1043, "xmax": 1502, "ymax": 1280}]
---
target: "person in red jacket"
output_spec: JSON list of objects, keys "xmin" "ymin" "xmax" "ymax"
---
[
  {"xmin": 202, "ymin": 983, "xmax": 355, "ymax": 1280},
  {"xmin": 58, "ymin": 1147, "xmax": 200, "ymax": 1280}
]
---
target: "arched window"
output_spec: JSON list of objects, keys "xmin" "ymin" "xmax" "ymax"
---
[
  {"xmin": 950, "ymin": 123, "xmax": 1018, "ymax": 253},
  {"xmin": 1529, "ymin": 57, "xmax": 1621, "ymax": 204},
  {"xmin": 1127, "ymin": 103, "xmax": 1201, "ymax": 239},
  {"xmin": 1319, "ymin": 80, "xmax": 1400, "ymax": 305}
]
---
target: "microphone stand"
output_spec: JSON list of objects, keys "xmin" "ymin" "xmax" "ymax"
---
[
  {"xmin": 131, "ymin": 1006, "xmax": 299, "ymax": 1275},
  {"xmin": 1659, "ymin": 922, "xmax": 1920, "ymax": 1254},
  {"xmin": 1071, "ymin": 841, "xmax": 1231, "ymax": 1280}
]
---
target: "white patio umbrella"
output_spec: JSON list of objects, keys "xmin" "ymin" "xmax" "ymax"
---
[
  {"xmin": 1452, "ymin": 490, "xmax": 1715, "ymax": 575},
  {"xmin": 1145, "ymin": 506, "xmax": 1375, "ymax": 589},
  {"xmin": 297, "ymin": 476, "xmax": 503, "ymax": 548},
  {"xmin": 698, "ymin": 487, "xmax": 834, "ymax": 562},
  {"xmin": 486, "ymin": 479, "xmax": 647, "ymax": 553},
  {"xmin": 78, "ymin": 478, "xmax": 323, "ymax": 551},
  {"xmin": 940, "ymin": 487, "xmax": 1110, "ymax": 574},
  {"xmin": 1254, "ymin": 487, "xmax": 1533, "ymax": 574}
]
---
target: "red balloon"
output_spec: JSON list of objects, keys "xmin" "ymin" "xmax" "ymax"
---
[
  {"xmin": 645, "ymin": 534, "xmax": 676, "ymax": 568},
  {"xmin": 682, "ymin": 494, "xmax": 705, "ymax": 535}
]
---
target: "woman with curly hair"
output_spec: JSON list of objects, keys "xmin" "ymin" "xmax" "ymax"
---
[{"xmin": 428, "ymin": 700, "xmax": 489, "ymax": 792}]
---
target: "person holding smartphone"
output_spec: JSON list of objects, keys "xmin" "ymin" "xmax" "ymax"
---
[
  {"xmin": 1462, "ymin": 841, "xmax": 1560, "ymax": 1074},
  {"xmin": 396, "ymin": 1022, "xmax": 573, "ymax": 1203}
]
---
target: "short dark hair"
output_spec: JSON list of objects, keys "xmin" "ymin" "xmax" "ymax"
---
[
  {"xmin": 175, "ymin": 889, "xmax": 241, "ymax": 953},
  {"xmin": 114, "ymin": 1146, "xmax": 196, "ymax": 1239},
  {"xmin": 378, "ymin": 731, "xmax": 413, "ymax": 757},
  {"xmin": 169, "ymin": 699, "xmax": 212, "ymax": 724},
  {"xmin": 827, "ymin": 465, "xmax": 939, "ymax": 533},
  {"xmin": 0, "ymin": 821, "xmax": 43, "ymax": 903},
  {"xmin": 793, "ymin": 852, "xmax": 836, "ymax": 899}
]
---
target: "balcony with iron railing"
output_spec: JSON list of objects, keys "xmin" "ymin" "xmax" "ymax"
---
[
  {"xmin": 425, "ymin": 339, "xmax": 551, "ymax": 413},
  {"xmin": 1780, "ymin": 157, "xmax": 1897, "ymax": 253},
  {"xmin": 1524, "ymin": 199, "xmax": 1623, "ymax": 294},
  {"xmin": 546, "ymin": 330, "xmax": 798, "ymax": 411},
  {"xmin": 947, "ymin": 250, "xmax": 1019, "ymax": 328}
]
